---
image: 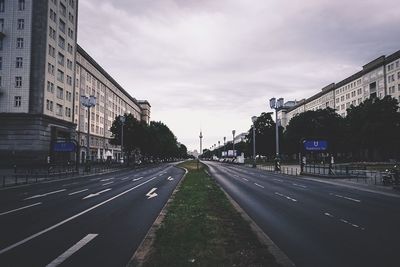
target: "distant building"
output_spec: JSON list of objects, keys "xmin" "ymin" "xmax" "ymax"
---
[
  {"xmin": 278, "ymin": 51, "xmax": 400, "ymax": 128},
  {"xmin": 0, "ymin": 0, "xmax": 150, "ymax": 165},
  {"xmin": 234, "ymin": 132, "xmax": 248, "ymax": 144}
]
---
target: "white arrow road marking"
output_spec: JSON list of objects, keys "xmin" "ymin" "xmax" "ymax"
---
[
  {"xmin": 46, "ymin": 234, "xmax": 98, "ymax": 267},
  {"xmin": 133, "ymin": 177, "xmax": 143, "ymax": 182},
  {"xmin": 0, "ymin": 176, "xmax": 159, "ymax": 255},
  {"xmin": 68, "ymin": 189, "xmax": 88, "ymax": 196},
  {"xmin": 275, "ymin": 192, "xmax": 298, "ymax": 202},
  {"xmin": 330, "ymin": 193, "xmax": 361, "ymax": 203},
  {"xmin": 0, "ymin": 202, "xmax": 42, "ymax": 216},
  {"xmin": 83, "ymin": 189, "xmax": 111, "ymax": 200},
  {"xmin": 167, "ymin": 176, "xmax": 174, "ymax": 181},
  {"xmin": 146, "ymin": 188, "xmax": 158, "ymax": 199},
  {"xmin": 24, "ymin": 189, "xmax": 66, "ymax": 200}
]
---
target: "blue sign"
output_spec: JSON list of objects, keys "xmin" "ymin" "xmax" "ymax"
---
[
  {"xmin": 303, "ymin": 140, "xmax": 328, "ymax": 151},
  {"xmin": 53, "ymin": 142, "xmax": 76, "ymax": 152}
]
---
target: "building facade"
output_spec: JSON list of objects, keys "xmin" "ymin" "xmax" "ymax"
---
[
  {"xmin": 0, "ymin": 0, "xmax": 150, "ymax": 166},
  {"xmin": 278, "ymin": 51, "xmax": 400, "ymax": 128}
]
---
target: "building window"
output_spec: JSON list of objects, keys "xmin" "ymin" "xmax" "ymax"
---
[
  {"xmin": 16, "ymin": 38, "xmax": 24, "ymax": 48},
  {"xmin": 17, "ymin": 19, "xmax": 24, "ymax": 29},
  {"xmin": 69, "ymin": 0, "xmax": 75, "ymax": 8},
  {"xmin": 58, "ymin": 36, "xmax": 65, "ymax": 49},
  {"xmin": 18, "ymin": 0, "xmax": 25, "ymax": 11},
  {"xmin": 57, "ymin": 69, "xmax": 64, "ymax": 82},
  {"xmin": 0, "ymin": 0, "xmax": 4, "ymax": 12},
  {"xmin": 47, "ymin": 81, "xmax": 54, "ymax": 93},
  {"xmin": 48, "ymin": 63, "xmax": 54, "ymax": 75},
  {"xmin": 67, "ymin": 59, "xmax": 73, "ymax": 70},
  {"xmin": 66, "ymin": 91, "xmax": 72, "ymax": 101},
  {"xmin": 67, "ymin": 43, "xmax": 73, "ymax": 54},
  {"xmin": 0, "ymin": 38, "xmax": 2, "ymax": 50},
  {"xmin": 15, "ymin": 76, "xmax": 22, "ymax": 87},
  {"xmin": 48, "ymin": 45, "xmax": 55, "ymax": 57},
  {"xmin": 50, "ymin": 9, "xmax": 56, "ymax": 22},
  {"xmin": 46, "ymin": 99, "xmax": 53, "ymax": 111},
  {"xmin": 49, "ymin": 26, "xmax": 56, "ymax": 40},
  {"xmin": 66, "ymin": 75, "xmax": 72, "ymax": 86},
  {"xmin": 60, "ymin": 3, "xmax": 66, "ymax": 17},
  {"xmin": 56, "ymin": 104, "xmax": 63, "ymax": 116},
  {"xmin": 0, "ymin": 76, "xmax": 2, "ymax": 87},
  {"xmin": 0, "ymin": 18, "xmax": 4, "ymax": 31},
  {"xmin": 65, "ymin": 107, "xmax": 71, "ymax": 117},
  {"xmin": 68, "ymin": 12, "xmax": 74, "ymax": 24},
  {"xmin": 68, "ymin": 28, "xmax": 74, "ymax": 39},
  {"xmin": 57, "ymin": 52, "xmax": 65, "ymax": 66},
  {"xmin": 59, "ymin": 19, "xmax": 66, "ymax": 33},
  {"xmin": 56, "ymin": 86, "xmax": 63, "ymax": 99},
  {"xmin": 14, "ymin": 96, "xmax": 22, "ymax": 107},
  {"xmin": 16, "ymin": 57, "xmax": 23, "ymax": 68}
]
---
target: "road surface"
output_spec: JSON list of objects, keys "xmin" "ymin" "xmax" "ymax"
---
[
  {"xmin": 205, "ymin": 161, "xmax": 400, "ymax": 267},
  {"xmin": 0, "ymin": 164, "xmax": 184, "ymax": 267}
]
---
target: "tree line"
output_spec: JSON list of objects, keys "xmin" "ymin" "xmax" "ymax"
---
[
  {"xmin": 204, "ymin": 96, "xmax": 400, "ymax": 162},
  {"xmin": 110, "ymin": 114, "xmax": 188, "ymax": 164}
]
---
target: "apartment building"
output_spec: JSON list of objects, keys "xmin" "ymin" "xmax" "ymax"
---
[
  {"xmin": 278, "ymin": 50, "xmax": 400, "ymax": 128},
  {"xmin": 0, "ymin": 0, "xmax": 150, "ymax": 165}
]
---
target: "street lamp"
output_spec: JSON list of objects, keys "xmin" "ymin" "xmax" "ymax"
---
[
  {"xmin": 199, "ymin": 131, "xmax": 203, "ymax": 157},
  {"xmin": 232, "ymin": 130, "xmax": 236, "ymax": 158},
  {"xmin": 81, "ymin": 95, "xmax": 96, "ymax": 171},
  {"xmin": 252, "ymin": 116, "xmax": 257, "ymax": 168},
  {"xmin": 270, "ymin": 97, "xmax": 284, "ymax": 171},
  {"xmin": 120, "ymin": 116, "xmax": 126, "ymax": 164}
]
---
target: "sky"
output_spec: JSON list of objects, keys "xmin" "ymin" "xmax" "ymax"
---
[{"xmin": 77, "ymin": 0, "xmax": 400, "ymax": 152}]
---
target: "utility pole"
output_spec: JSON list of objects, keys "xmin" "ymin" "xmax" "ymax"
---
[{"xmin": 81, "ymin": 95, "xmax": 96, "ymax": 172}]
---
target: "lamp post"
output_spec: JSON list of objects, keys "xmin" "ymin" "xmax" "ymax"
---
[
  {"xmin": 120, "ymin": 116, "xmax": 126, "ymax": 164},
  {"xmin": 252, "ymin": 116, "xmax": 257, "ymax": 168},
  {"xmin": 223, "ymin": 136, "xmax": 226, "ymax": 157},
  {"xmin": 232, "ymin": 130, "xmax": 236, "ymax": 158},
  {"xmin": 81, "ymin": 95, "xmax": 96, "ymax": 171},
  {"xmin": 270, "ymin": 97, "xmax": 284, "ymax": 171},
  {"xmin": 199, "ymin": 131, "xmax": 203, "ymax": 158}
]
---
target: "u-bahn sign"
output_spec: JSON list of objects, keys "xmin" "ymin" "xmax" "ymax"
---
[
  {"xmin": 53, "ymin": 142, "xmax": 76, "ymax": 152},
  {"xmin": 303, "ymin": 140, "xmax": 328, "ymax": 151}
]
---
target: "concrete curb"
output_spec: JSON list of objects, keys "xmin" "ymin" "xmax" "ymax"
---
[
  {"xmin": 126, "ymin": 166, "xmax": 189, "ymax": 267},
  {"xmin": 204, "ymin": 166, "xmax": 295, "ymax": 267}
]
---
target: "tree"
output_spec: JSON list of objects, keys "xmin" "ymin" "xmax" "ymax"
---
[
  {"xmin": 283, "ymin": 108, "xmax": 345, "ymax": 156},
  {"xmin": 345, "ymin": 96, "xmax": 400, "ymax": 161}
]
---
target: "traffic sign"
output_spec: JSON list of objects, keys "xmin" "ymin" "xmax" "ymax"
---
[
  {"xmin": 303, "ymin": 140, "xmax": 328, "ymax": 151},
  {"xmin": 53, "ymin": 142, "xmax": 76, "ymax": 152}
]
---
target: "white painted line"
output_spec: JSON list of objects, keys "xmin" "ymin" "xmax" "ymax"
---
[
  {"xmin": 339, "ymin": 218, "xmax": 365, "ymax": 230},
  {"xmin": 121, "ymin": 177, "xmax": 130, "ymax": 181},
  {"xmin": 275, "ymin": 192, "xmax": 298, "ymax": 202},
  {"xmin": 100, "ymin": 178, "xmax": 114, "ymax": 182},
  {"xmin": 242, "ymin": 178, "xmax": 249, "ymax": 182},
  {"xmin": 83, "ymin": 188, "xmax": 112, "ymax": 200},
  {"xmin": 292, "ymin": 183, "xmax": 307, "ymax": 189},
  {"xmin": 324, "ymin": 212, "xmax": 334, "ymax": 218},
  {"xmin": 101, "ymin": 182, "xmax": 114, "ymax": 186},
  {"xmin": 133, "ymin": 177, "xmax": 143, "ymax": 182},
  {"xmin": 254, "ymin": 183, "xmax": 265, "ymax": 189},
  {"xmin": 68, "ymin": 189, "xmax": 88, "ymax": 196},
  {"xmin": 330, "ymin": 193, "xmax": 361, "ymax": 203},
  {"xmin": 24, "ymin": 189, "xmax": 66, "ymax": 200},
  {"xmin": 158, "ymin": 173, "xmax": 163, "ymax": 176},
  {"xmin": 0, "ymin": 202, "xmax": 42, "ymax": 216},
  {"xmin": 273, "ymin": 179, "xmax": 284, "ymax": 182},
  {"xmin": 62, "ymin": 182, "xmax": 79, "ymax": 187},
  {"xmin": 0, "ymin": 176, "xmax": 160, "ymax": 255},
  {"xmin": 46, "ymin": 234, "xmax": 98, "ymax": 267}
]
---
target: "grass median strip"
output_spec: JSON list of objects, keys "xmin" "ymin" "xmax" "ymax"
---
[{"xmin": 143, "ymin": 161, "xmax": 280, "ymax": 267}]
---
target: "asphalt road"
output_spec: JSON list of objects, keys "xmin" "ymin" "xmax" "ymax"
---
[
  {"xmin": 205, "ymin": 161, "xmax": 400, "ymax": 267},
  {"xmin": 0, "ymin": 163, "xmax": 185, "ymax": 267}
]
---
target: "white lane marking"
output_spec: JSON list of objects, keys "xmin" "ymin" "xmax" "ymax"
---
[
  {"xmin": 24, "ymin": 189, "xmax": 66, "ymax": 200},
  {"xmin": 121, "ymin": 177, "xmax": 130, "ymax": 181},
  {"xmin": 101, "ymin": 182, "xmax": 114, "ymax": 186},
  {"xmin": 275, "ymin": 192, "xmax": 298, "ymax": 202},
  {"xmin": 167, "ymin": 176, "xmax": 174, "ymax": 181},
  {"xmin": 330, "ymin": 193, "xmax": 361, "ymax": 203},
  {"xmin": 292, "ymin": 183, "xmax": 307, "ymax": 189},
  {"xmin": 100, "ymin": 178, "xmax": 114, "ymax": 182},
  {"xmin": 146, "ymin": 188, "xmax": 158, "ymax": 199},
  {"xmin": 62, "ymin": 182, "xmax": 79, "ymax": 187},
  {"xmin": 273, "ymin": 179, "xmax": 284, "ymax": 182},
  {"xmin": 68, "ymin": 189, "xmax": 88, "ymax": 196},
  {"xmin": 242, "ymin": 178, "xmax": 249, "ymax": 182},
  {"xmin": 133, "ymin": 177, "xmax": 144, "ymax": 182},
  {"xmin": 0, "ymin": 202, "xmax": 42, "ymax": 216},
  {"xmin": 254, "ymin": 183, "xmax": 265, "ymax": 189},
  {"xmin": 0, "ymin": 176, "xmax": 160, "ymax": 255},
  {"xmin": 324, "ymin": 212, "xmax": 334, "ymax": 218},
  {"xmin": 83, "ymin": 189, "xmax": 112, "ymax": 200},
  {"xmin": 158, "ymin": 173, "xmax": 163, "ymax": 176},
  {"xmin": 46, "ymin": 234, "xmax": 98, "ymax": 267},
  {"xmin": 339, "ymin": 218, "xmax": 365, "ymax": 230}
]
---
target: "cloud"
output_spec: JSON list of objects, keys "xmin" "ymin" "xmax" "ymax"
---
[{"xmin": 78, "ymin": 0, "xmax": 400, "ymax": 150}]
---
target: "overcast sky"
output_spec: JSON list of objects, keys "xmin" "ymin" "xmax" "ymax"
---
[{"xmin": 78, "ymin": 0, "xmax": 400, "ymax": 152}]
